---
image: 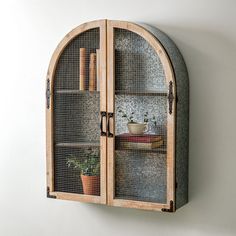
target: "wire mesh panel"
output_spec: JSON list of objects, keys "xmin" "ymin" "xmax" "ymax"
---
[
  {"xmin": 53, "ymin": 28, "xmax": 101, "ymax": 196},
  {"xmin": 114, "ymin": 28, "xmax": 168, "ymax": 203}
]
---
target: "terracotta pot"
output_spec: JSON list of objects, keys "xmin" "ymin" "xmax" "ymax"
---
[{"xmin": 81, "ymin": 174, "xmax": 100, "ymax": 196}]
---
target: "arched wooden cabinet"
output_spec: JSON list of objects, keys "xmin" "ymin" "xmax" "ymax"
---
[{"xmin": 46, "ymin": 20, "xmax": 189, "ymax": 212}]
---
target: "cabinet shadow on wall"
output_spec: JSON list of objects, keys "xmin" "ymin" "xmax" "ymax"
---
[{"xmin": 87, "ymin": 25, "xmax": 236, "ymax": 234}]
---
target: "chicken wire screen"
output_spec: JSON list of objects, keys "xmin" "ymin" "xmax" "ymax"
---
[
  {"xmin": 53, "ymin": 28, "xmax": 101, "ymax": 196},
  {"xmin": 114, "ymin": 28, "xmax": 168, "ymax": 203}
]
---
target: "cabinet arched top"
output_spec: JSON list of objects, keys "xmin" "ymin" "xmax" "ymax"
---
[
  {"xmin": 47, "ymin": 19, "xmax": 106, "ymax": 83},
  {"xmin": 107, "ymin": 20, "xmax": 175, "ymax": 85},
  {"xmin": 47, "ymin": 19, "xmax": 176, "ymax": 87}
]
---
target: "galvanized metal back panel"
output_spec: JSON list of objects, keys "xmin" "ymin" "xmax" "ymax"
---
[
  {"xmin": 139, "ymin": 23, "xmax": 189, "ymax": 209},
  {"xmin": 114, "ymin": 28, "xmax": 168, "ymax": 203}
]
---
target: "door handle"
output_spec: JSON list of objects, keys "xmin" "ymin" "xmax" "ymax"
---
[
  {"xmin": 107, "ymin": 113, "xmax": 113, "ymax": 137},
  {"xmin": 100, "ymin": 111, "xmax": 107, "ymax": 136}
]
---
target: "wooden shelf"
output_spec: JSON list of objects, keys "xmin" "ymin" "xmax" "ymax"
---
[
  {"xmin": 115, "ymin": 90, "xmax": 167, "ymax": 96},
  {"xmin": 56, "ymin": 90, "xmax": 166, "ymax": 96},
  {"xmin": 115, "ymin": 147, "xmax": 166, "ymax": 154},
  {"xmin": 56, "ymin": 142, "xmax": 100, "ymax": 148},
  {"xmin": 56, "ymin": 90, "xmax": 99, "ymax": 94}
]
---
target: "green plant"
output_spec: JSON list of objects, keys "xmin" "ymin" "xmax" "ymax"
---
[
  {"xmin": 151, "ymin": 115, "xmax": 157, "ymax": 126},
  {"xmin": 66, "ymin": 149, "xmax": 100, "ymax": 176},
  {"xmin": 117, "ymin": 107, "xmax": 136, "ymax": 123},
  {"xmin": 117, "ymin": 108, "xmax": 154, "ymax": 124},
  {"xmin": 117, "ymin": 107, "xmax": 151, "ymax": 123},
  {"xmin": 143, "ymin": 111, "xmax": 149, "ymax": 123}
]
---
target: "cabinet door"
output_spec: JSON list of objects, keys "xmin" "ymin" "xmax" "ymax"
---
[
  {"xmin": 107, "ymin": 21, "xmax": 176, "ymax": 211},
  {"xmin": 46, "ymin": 20, "xmax": 107, "ymax": 204}
]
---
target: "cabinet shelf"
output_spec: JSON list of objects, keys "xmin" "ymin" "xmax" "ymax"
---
[
  {"xmin": 56, "ymin": 142, "xmax": 100, "ymax": 148},
  {"xmin": 115, "ymin": 147, "xmax": 166, "ymax": 154},
  {"xmin": 56, "ymin": 90, "xmax": 167, "ymax": 96},
  {"xmin": 115, "ymin": 90, "xmax": 167, "ymax": 96},
  {"xmin": 56, "ymin": 90, "xmax": 99, "ymax": 94}
]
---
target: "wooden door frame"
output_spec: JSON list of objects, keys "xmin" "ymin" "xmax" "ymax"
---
[
  {"xmin": 106, "ymin": 20, "xmax": 176, "ymax": 211},
  {"xmin": 46, "ymin": 19, "xmax": 107, "ymax": 204}
]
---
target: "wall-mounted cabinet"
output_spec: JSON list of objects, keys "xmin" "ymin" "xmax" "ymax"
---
[{"xmin": 46, "ymin": 20, "xmax": 189, "ymax": 212}]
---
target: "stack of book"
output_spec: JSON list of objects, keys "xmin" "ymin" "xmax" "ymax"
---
[{"xmin": 116, "ymin": 133, "xmax": 164, "ymax": 150}]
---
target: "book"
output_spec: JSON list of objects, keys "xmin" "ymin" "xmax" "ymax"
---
[
  {"xmin": 79, "ymin": 48, "xmax": 86, "ymax": 90},
  {"xmin": 89, "ymin": 53, "xmax": 96, "ymax": 91},
  {"xmin": 96, "ymin": 49, "xmax": 100, "ymax": 91},
  {"xmin": 116, "ymin": 133, "xmax": 162, "ymax": 143},
  {"xmin": 117, "ymin": 139, "xmax": 164, "ymax": 150}
]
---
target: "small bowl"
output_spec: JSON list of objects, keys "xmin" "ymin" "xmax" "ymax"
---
[{"xmin": 127, "ymin": 123, "xmax": 147, "ymax": 135}]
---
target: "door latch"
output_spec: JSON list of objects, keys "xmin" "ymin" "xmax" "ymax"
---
[
  {"xmin": 100, "ymin": 111, "xmax": 107, "ymax": 136},
  {"xmin": 168, "ymin": 81, "xmax": 174, "ymax": 114}
]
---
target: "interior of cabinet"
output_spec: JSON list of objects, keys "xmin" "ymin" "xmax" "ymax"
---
[
  {"xmin": 114, "ymin": 28, "xmax": 168, "ymax": 203},
  {"xmin": 53, "ymin": 28, "xmax": 101, "ymax": 195},
  {"xmin": 47, "ymin": 20, "xmax": 189, "ymax": 212}
]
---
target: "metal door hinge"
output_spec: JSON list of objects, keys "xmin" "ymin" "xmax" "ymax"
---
[
  {"xmin": 168, "ymin": 81, "xmax": 174, "ymax": 114},
  {"xmin": 46, "ymin": 79, "xmax": 51, "ymax": 109},
  {"xmin": 47, "ymin": 187, "xmax": 56, "ymax": 199},
  {"xmin": 162, "ymin": 200, "xmax": 174, "ymax": 212}
]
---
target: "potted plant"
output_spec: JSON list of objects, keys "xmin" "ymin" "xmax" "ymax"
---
[
  {"xmin": 117, "ymin": 108, "xmax": 148, "ymax": 135},
  {"xmin": 66, "ymin": 149, "xmax": 100, "ymax": 196}
]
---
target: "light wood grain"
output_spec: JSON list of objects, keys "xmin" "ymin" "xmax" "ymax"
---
[
  {"xmin": 56, "ymin": 90, "xmax": 99, "ymax": 94},
  {"xmin": 46, "ymin": 19, "xmax": 107, "ymax": 204},
  {"xmin": 107, "ymin": 22, "xmax": 115, "ymax": 205},
  {"xmin": 46, "ymin": 79, "xmax": 54, "ymax": 191},
  {"xmin": 99, "ymin": 19, "xmax": 107, "ymax": 204},
  {"xmin": 111, "ymin": 198, "xmax": 169, "ymax": 212},
  {"xmin": 56, "ymin": 142, "xmax": 100, "ymax": 148},
  {"xmin": 80, "ymin": 48, "xmax": 86, "ymax": 90},
  {"xmin": 96, "ymin": 49, "xmax": 100, "ymax": 91},
  {"xmin": 89, "ymin": 53, "xmax": 96, "ymax": 91},
  {"xmin": 51, "ymin": 192, "xmax": 103, "ymax": 204},
  {"xmin": 106, "ymin": 20, "xmax": 176, "ymax": 211}
]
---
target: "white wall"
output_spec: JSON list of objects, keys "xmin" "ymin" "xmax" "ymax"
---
[{"xmin": 0, "ymin": 0, "xmax": 236, "ymax": 235}]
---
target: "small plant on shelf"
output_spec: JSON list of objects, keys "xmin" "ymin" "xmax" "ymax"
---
[
  {"xmin": 149, "ymin": 115, "xmax": 167, "ymax": 135},
  {"xmin": 117, "ymin": 108, "xmax": 149, "ymax": 123},
  {"xmin": 151, "ymin": 115, "xmax": 157, "ymax": 126},
  {"xmin": 66, "ymin": 148, "xmax": 100, "ymax": 195},
  {"xmin": 117, "ymin": 107, "xmax": 136, "ymax": 123},
  {"xmin": 117, "ymin": 107, "xmax": 148, "ymax": 135},
  {"xmin": 143, "ymin": 111, "xmax": 149, "ymax": 123}
]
